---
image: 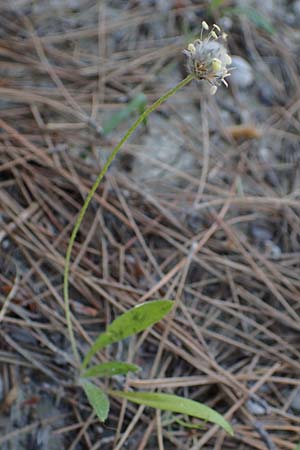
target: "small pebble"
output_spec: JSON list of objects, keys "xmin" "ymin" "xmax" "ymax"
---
[
  {"xmin": 291, "ymin": 387, "xmax": 300, "ymax": 412},
  {"xmin": 230, "ymin": 56, "xmax": 254, "ymax": 89},
  {"xmin": 257, "ymin": 81, "xmax": 276, "ymax": 106},
  {"xmin": 1, "ymin": 238, "xmax": 11, "ymax": 250},
  {"xmin": 251, "ymin": 224, "xmax": 273, "ymax": 242},
  {"xmin": 247, "ymin": 398, "xmax": 267, "ymax": 416},
  {"xmin": 259, "ymin": 147, "xmax": 271, "ymax": 162},
  {"xmin": 219, "ymin": 16, "xmax": 233, "ymax": 31},
  {"xmin": 265, "ymin": 240, "xmax": 282, "ymax": 260}
]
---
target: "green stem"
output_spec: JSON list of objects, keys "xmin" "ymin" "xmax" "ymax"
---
[{"xmin": 63, "ymin": 73, "xmax": 194, "ymax": 364}]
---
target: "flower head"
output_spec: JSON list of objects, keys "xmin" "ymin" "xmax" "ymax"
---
[{"xmin": 183, "ymin": 22, "xmax": 232, "ymax": 94}]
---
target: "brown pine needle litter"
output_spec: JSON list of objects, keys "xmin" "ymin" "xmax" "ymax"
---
[{"xmin": 1, "ymin": 2, "xmax": 300, "ymax": 449}]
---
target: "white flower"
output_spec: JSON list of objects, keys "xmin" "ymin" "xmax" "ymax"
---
[{"xmin": 183, "ymin": 23, "xmax": 232, "ymax": 94}]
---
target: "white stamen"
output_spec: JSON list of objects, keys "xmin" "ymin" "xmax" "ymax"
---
[
  {"xmin": 188, "ymin": 43, "xmax": 196, "ymax": 53},
  {"xmin": 225, "ymin": 54, "xmax": 232, "ymax": 65},
  {"xmin": 202, "ymin": 21, "xmax": 209, "ymax": 30}
]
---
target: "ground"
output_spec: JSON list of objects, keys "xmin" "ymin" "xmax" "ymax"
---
[{"xmin": 0, "ymin": 0, "xmax": 300, "ymax": 449}]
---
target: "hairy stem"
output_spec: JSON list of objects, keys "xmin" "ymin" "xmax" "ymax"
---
[{"xmin": 64, "ymin": 74, "xmax": 194, "ymax": 363}]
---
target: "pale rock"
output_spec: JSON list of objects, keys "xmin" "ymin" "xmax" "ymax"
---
[
  {"xmin": 291, "ymin": 387, "xmax": 300, "ymax": 412},
  {"xmin": 219, "ymin": 16, "xmax": 233, "ymax": 31},
  {"xmin": 230, "ymin": 56, "xmax": 254, "ymax": 89},
  {"xmin": 247, "ymin": 398, "xmax": 267, "ymax": 416}
]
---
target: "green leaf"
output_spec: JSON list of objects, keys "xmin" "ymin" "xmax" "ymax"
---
[
  {"xmin": 226, "ymin": 7, "xmax": 275, "ymax": 34},
  {"xmin": 210, "ymin": 0, "xmax": 225, "ymax": 10},
  {"xmin": 82, "ymin": 300, "xmax": 173, "ymax": 369},
  {"xmin": 82, "ymin": 361, "xmax": 140, "ymax": 378},
  {"xmin": 81, "ymin": 380, "xmax": 110, "ymax": 422},
  {"xmin": 102, "ymin": 93, "xmax": 147, "ymax": 136},
  {"xmin": 173, "ymin": 418, "xmax": 204, "ymax": 430},
  {"xmin": 110, "ymin": 391, "xmax": 234, "ymax": 436}
]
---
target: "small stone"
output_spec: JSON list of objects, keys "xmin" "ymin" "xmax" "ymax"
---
[
  {"xmin": 1, "ymin": 238, "xmax": 10, "ymax": 250},
  {"xmin": 247, "ymin": 398, "xmax": 267, "ymax": 416},
  {"xmin": 265, "ymin": 240, "xmax": 282, "ymax": 260},
  {"xmin": 259, "ymin": 147, "xmax": 271, "ymax": 162},
  {"xmin": 251, "ymin": 223, "xmax": 273, "ymax": 243},
  {"xmin": 219, "ymin": 16, "xmax": 233, "ymax": 31},
  {"xmin": 230, "ymin": 56, "xmax": 254, "ymax": 89},
  {"xmin": 257, "ymin": 81, "xmax": 276, "ymax": 106},
  {"xmin": 291, "ymin": 387, "xmax": 300, "ymax": 412}
]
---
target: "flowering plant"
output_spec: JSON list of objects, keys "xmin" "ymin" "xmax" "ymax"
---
[{"xmin": 63, "ymin": 23, "xmax": 233, "ymax": 438}]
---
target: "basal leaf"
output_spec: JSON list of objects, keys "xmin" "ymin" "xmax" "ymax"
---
[
  {"xmin": 82, "ymin": 300, "xmax": 173, "ymax": 369},
  {"xmin": 102, "ymin": 93, "xmax": 147, "ymax": 136},
  {"xmin": 110, "ymin": 391, "xmax": 234, "ymax": 436},
  {"xmin": 82, "ymin": 361, "xmax": 140, "ymax": 378},
  {"xmin": 81, "ymin": 381, "xmax": 109, "ymax": 422}
]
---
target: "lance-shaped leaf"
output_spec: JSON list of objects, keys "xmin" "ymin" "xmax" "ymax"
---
[
  {"xmin": 102, "ymin": 93, "xmax": 147, "ymax": 136},
  {"xmin": 82, "ymin": 300, "xmax": 173, "ymax": 369},
  {"xmin": 82, "ymin": 361, "xmax": 140, "ymax": 378},
  {"xmin": 81, "ymin": 381, "xmax": 109, "ymax": 422},
  {"xmin": 109, "ymin": 390, "xmax": 234, "ymax": 436}
]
